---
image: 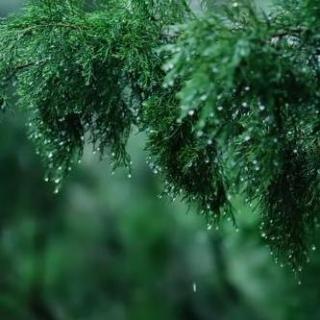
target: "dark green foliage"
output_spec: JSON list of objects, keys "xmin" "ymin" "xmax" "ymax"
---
[
  {"xmin": 159, "ymin": 0, "xmax": 320, "ymax": 268},
  {"xmin": 0, "ymin": 0, "xmax": 187, "ymax": 189},
  {"xmin": 143, "ymin": 94, "xmax": 230, "ymax": 223},
  {"xmin": 1, "ymin": 0, "xmax": 320, "ymax": 269}
]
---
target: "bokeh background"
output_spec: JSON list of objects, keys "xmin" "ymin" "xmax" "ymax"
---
[{"xmin": 1, "ymin": 1, "xmax": 320, "ymax": 320}]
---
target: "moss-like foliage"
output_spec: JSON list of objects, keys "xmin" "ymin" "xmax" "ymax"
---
[{"xmin": 1, "ymin": 0, "xmax": 320, "ymax": 270}]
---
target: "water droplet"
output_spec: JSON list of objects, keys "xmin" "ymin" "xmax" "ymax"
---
[{"xmin": 192, "ymin": 282, "xmax": 197, "ymax": 293}]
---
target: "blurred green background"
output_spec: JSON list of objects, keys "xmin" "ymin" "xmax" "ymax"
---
[{"xmin": 1, "ymin": 1, "xmax": 320, "ymax": 320}]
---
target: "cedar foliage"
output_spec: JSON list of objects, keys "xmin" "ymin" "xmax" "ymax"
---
[{"xmin": 1, "ymin": 0, "xmax": 320, "ymax": 271}]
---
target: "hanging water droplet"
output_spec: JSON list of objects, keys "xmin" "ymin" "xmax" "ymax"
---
[{"xmin": 200, "ymin": 94, "xmax": 208, "ymax": 101}]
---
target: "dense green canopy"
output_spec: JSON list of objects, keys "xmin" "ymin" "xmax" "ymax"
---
[{"xmin": 1, "ymin": 0, "xmax": 320, "ymax": 270}]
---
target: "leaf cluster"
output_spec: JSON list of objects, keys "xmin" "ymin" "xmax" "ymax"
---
[
  {"xmin": 159, "ymin": 0, "xmax": 320, "ymax": 268},
  {"xmin": 0, "ymin": 0, "xmax": 186, "ymax": 190}
]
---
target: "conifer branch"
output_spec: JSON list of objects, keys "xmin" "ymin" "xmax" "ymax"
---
[{"xmin": 1, "ymin": 0, "xmax": 320, "ymax": 271}]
